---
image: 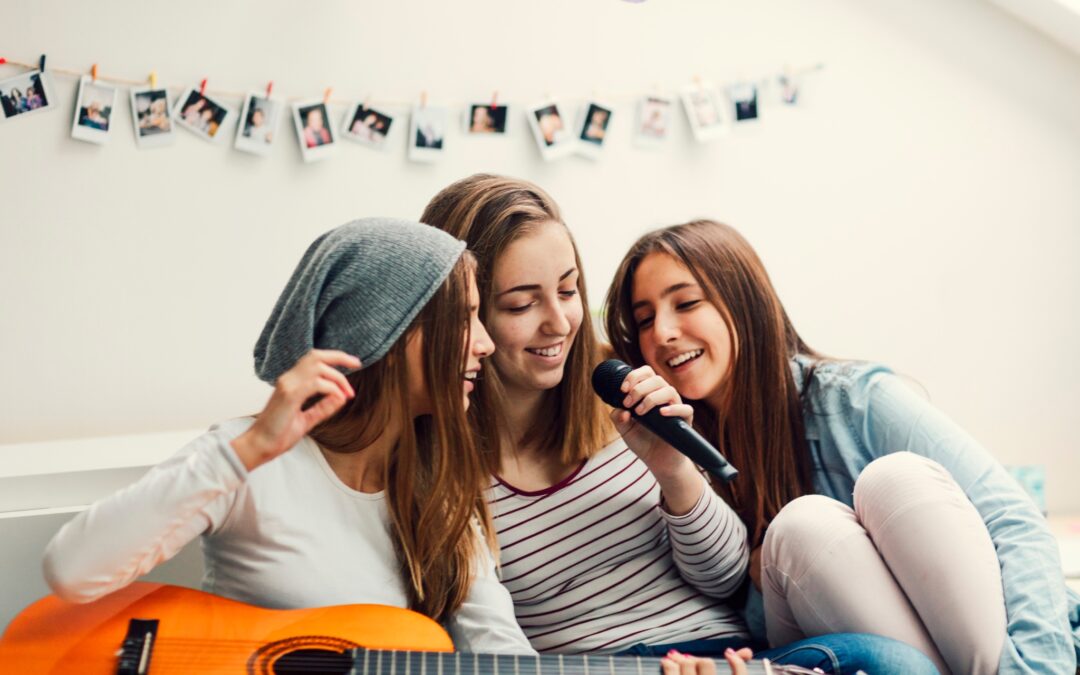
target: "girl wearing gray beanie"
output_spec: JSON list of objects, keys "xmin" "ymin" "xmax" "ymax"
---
[{"xmin": 43, "ymin": 217, "xmax": 534, "ymax": 653}]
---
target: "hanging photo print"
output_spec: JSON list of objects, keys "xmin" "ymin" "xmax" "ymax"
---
[
  {"xmin": 130, "ymin": 86, "xmax": 174, "ymax": 148},
  {"xmin": 70, "ymin": 75, "xmax": 117, "ymax": 144},
  {"xmin": 526, "ymin": 100, "xmax": 574, "ymax": 161},
  {"xmin": 465, "ymin": 103, "xmax": 508, "ymax": 134},
  {"xmin": 409, "ymin": 105, "xmax": 448, "ymax": 162},
  {"xmin": 680, "ymin": 81, "xmax": 727, "ymax": 142},
  {"xmin": 729, "ymin": 82, "xmax": 759, "ymax": 122},
  {"xmin": 235, "ymin": 93, "xmax": 282, "ymax": 156},
  {"xmin": 778, "ymin": 67, "xmax": 800, "ymax": 105},
  {"xmin": 173, "ymin": 87, "xmax": 233, "ymax": 143},
  {"xmin": 0, "ymin": 69, "xmax": 55, "ymax": 123},
  {"xmin": 292, "ymin": 100, "xmax": 337, "ymax": 163},
  {"xmin": 576, "ymin": 100, "xmax": 614, "ymax": 160},
  {"xmin": 343, "ymin": 102, "xmax": 394, "ymax": 150},
  {"xmin": 633, "ymin": 94, "xmax": 674, "ymax": 149}
]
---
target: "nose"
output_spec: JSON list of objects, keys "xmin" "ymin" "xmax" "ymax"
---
[
  {"xmin": 472, "ymin": 318, "xmax": 495, "ymax": 359},
  {"xmin": 541, "ymin": 299, "xmax": 572, "ymax": 337},
  {"xmin": 653, "ymin": 308, "xmax": 680, "ymax": 343}
]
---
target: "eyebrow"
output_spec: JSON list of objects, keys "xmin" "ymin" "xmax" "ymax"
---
[
  {"xmin": 631, "ymin": 282, "xmax": 698, "ymax": 311},
  {"xmin": 496, "ymin": 267, "xmax": 577, "ymax": 297}
]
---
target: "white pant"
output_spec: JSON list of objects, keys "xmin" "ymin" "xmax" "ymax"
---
[{"xmin": 761, "ymin": 452, "xmax": 1006, "ymax": 675}]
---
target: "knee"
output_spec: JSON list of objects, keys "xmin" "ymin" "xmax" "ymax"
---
[
  {"xmin": 762, "ymin": 494, "xmax": 857, "ymax": 571},
  {"xmin": 854, "ymin": 452, "xmax": 962, "ymax": 531}
]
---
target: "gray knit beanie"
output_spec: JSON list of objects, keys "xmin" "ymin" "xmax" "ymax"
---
[{"xmin": 254, "ymin": 217, "xmax": 466, "ymax": 384}]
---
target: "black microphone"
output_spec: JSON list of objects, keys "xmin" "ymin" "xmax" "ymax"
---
[{"xmin": 592, "ymin": 359, "xmax": 738, "ymax": 483}]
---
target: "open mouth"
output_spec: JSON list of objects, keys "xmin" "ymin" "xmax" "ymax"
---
[
  {"xmin": 525, "ymin": 343, "xmax": 563, "ymax": 358},
  {"xmin": 667, "ymin": 349, "xmax": 703, "ymax": 369}
]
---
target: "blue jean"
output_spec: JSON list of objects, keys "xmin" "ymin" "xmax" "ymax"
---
[{"xmin": 617, "ymin": 633, "xmax": 938, "ymax": 675}]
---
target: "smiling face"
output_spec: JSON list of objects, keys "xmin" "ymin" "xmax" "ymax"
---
[
  {"xmin": 406, "ymin": 271, "xmax": 493, "ymax": 415},
  {"xmin": 631, "ymin": 252, "xmax": 735, "ymax": 408},
  {"xmin": 487, "ymin": 221, "xmax": 583, "ymax": 396}
]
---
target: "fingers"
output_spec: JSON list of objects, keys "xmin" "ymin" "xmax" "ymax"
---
[
  {"xmin": 309, "ymin": 349, "xmax": 362, "ymax": 371},
  {"xmin": 624, "ymin": 378, "xmax": 682, "ymax": 416},
  {"xmin": 318, "ymin": 362, "xmax": 355, "ymax": 399},
  {"xmin": 722, "ymin": 649, "xmax": 748, "ymax": 675},
  {"xmin": 620, "ymin": 365, "xmax": 655, "ymax": 394},
  {"xmin": 303, "ymin": 380, "xmax": 350, "ymax": 426},
  {"xmin": 657, "ymin": 403, "xmax": 694, "ymax": 424},
  {"xmin": 733, "ymin": 648, "xmax": 753, "ymax": 661},
  {"xmin": 609, "ymin": 408, "xmax": 634, "ymax": 436},
  {"xmin": 661, "ymin": 651, "xmax": 718, "ymax": 675}
]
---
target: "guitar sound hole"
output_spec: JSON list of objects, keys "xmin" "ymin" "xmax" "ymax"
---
[{"xmin": 272, "ymin": 648, "xmax": 353, "ymax": 674}]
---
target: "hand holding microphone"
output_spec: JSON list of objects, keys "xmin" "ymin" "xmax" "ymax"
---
[{"xmin": 592, "ymin": 359, "xmax": 738, "ymax": 483}]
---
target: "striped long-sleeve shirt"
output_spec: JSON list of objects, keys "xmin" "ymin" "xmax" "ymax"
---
[{"xmin": 488, "ymin": 439, "xmax": 750, "ymax": 653}]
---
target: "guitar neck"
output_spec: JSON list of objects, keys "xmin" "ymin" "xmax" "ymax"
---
[{"xmin": 351, "ymin": 649, "xmax": 811, "ymax": 675}]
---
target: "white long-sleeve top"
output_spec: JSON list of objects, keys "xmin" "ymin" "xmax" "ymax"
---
[
  {"xmin": 43, "ymin": 417, "xmax": 534, "ymax": 654},
  {"xmin": 489, "ymin": 439, "xmax": 750, "ymax": 653}
]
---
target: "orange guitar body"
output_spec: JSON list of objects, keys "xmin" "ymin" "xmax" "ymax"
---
[{"xmin": 0, "ymin": 582, "xmax": 453, "ymax": 674}]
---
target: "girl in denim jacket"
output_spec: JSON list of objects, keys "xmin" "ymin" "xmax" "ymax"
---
[{"xmin": 605, "ymin": 219, "xmax": 1080, "ymax": 675}]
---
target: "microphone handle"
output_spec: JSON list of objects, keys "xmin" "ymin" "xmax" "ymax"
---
[{"xmin": 634, "ymin": 407, "xmax": 739, "ymax": 483}]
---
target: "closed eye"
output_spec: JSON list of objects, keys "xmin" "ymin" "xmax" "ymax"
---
[
  {"xmin": 636, "ymin": 315, "xmax": 654, "ymax": 329},
  {"xmin": 559, "ymin": 289, "xmax": 578, "ymax": 299},
  {"xmin": 676, "ymin": 300, "xmax": 700, "ymax": 311},
  {"xmin": 506, "ymin": 303, "xmax": 534, "ymax": 313}
]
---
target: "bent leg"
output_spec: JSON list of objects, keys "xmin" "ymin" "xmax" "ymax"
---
[
  {"xmin": 854, "ymin": 452, "xmax": 1005, "ymax": 675},
  {"xmin": 761, "ymin": 494, "xmax": 949, "ymax": 673}
]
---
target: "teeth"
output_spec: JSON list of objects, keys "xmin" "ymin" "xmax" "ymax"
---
[
  {"xmin": 464, "ymin": 371, "xmax": 478, "ymax": 380},
  {"xmin": 667, "ymin": 349, "xmax": 703, "ymax": 368},
  {"xmin": 527, "ymin": 344, "xmax": 562, "ymax": 358}
]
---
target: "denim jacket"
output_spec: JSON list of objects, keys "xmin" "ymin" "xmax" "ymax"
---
[{"xmin": 785, "ymin": 354, "xmax": 1080, "ymax": 674}]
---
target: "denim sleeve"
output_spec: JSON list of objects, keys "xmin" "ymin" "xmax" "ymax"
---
[{"xmin": 855, "ymin": 372, "xmax": 1075, "ymax": 674}]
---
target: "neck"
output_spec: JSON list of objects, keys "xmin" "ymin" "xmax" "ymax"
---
[
  {"xmin": 319, "ymin": 419, "xmax": 402, "ymax": 493},
  {"xmin": 499, "ymin": 383, "xmax": 549, "ymax": 457}
]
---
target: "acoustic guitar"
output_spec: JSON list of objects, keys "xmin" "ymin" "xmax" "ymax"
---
[{"xmin": 0, "ymin": 582, "xmax": 815, "ymax": 674}]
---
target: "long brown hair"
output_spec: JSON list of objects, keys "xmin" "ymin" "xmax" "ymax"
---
[
  {"xmin": 421, "ymin": 174, "xmax": 612, "ymax": 469},
  {"xmin": 310, "ymin": 253, "xmax": 494, "ymax": 622},
  {"xmin": 604, "ymin": 220, "xmax": 816, "ymax": 545}
]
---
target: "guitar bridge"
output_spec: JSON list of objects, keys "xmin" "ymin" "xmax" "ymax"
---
[{"xmin": 115, "ymin": 618, "xmax": 159, "ymax": 675}]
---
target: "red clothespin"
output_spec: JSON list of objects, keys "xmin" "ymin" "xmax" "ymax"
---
[
  {"xmin": 323, "ymin": 87, "xmax": 332, "ymax": 103},
  {"xmin": 199, "ymin": 78, "xmax": 207, "ymax": 96},
  {"xmin": 420, "ymin": 90, "xmax": 427, "ymax": 109},
  {"xmin": 265, "ymin": 81, "xmax": 273, "ymax": 99},
  {"xmin": 91, "ymin": 64, "xmax": 99, "ymax": 82},
  {"xmin": 0, "ymin": 58, "xmax": 8, "ymax": 66},
  {"xmin": 39, "ymin": 54, "xmax": 46, "ymax": 71},
  {"xmin": 490, "ymin": 90, "xmax": 499, "ymax": 110}
]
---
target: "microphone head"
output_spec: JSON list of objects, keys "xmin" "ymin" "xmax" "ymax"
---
[{"xmin": 592, "ymin": 359, "xmax": 634, "ymax": 408}]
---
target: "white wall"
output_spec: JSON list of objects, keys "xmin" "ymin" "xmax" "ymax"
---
[{"xmin": 1, "ymin": 0, "xmax": 1078, "ymax": 511}]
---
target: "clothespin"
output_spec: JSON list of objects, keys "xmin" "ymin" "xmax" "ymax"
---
[
  {"xmin": 39, "ymin": 54, "xmax": 46, "ymax": 71},
  {"xmin": 323, "ymin": 87, "xmax": 332, "ymax": 103},
  {"xmin": 149, "ymin": 71, "xmax": 158, "ymax": 89},
  {"xmin": 419, "ymin": 90, "xmax": 427, "ymax": 109},
  {"xmin": 199, "ymin": 78, "xmax": 207, "ymax": 96},
  {"xmin": 265, "ymin": 81, "xmax": 273, "ymax": 99},
  {"xmin": 490, "ymin": 90, "xmax": 499, "ymax": 110},
  {"xmin": 91, "ymin": 64, "xmax": 99, "ymax": 82},
  {"xmin": 0, "ymin": 58, "xmax": 7, "ymax": 66}
]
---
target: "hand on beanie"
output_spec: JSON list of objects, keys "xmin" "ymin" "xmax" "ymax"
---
[{"xmin": 232, "ymin": 350, "xmax": 360, "ymax": 471}]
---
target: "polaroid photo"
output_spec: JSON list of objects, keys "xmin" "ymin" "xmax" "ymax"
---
[
  {"xmin": 680, "ymin": 82, "xmax": 727, "ymax": 142},
  {"xmin": 575, "ymin": 101, "xmax": 614, "ymax": 160},
  {"xmin": 0, "ymin": 69, "xmax": 56, "ymax": 123},
  {"xmin": 778, "ymin": 69, "xmax": 800, "ymax": 106},
  {"xmin": 70, "ymin": 76, "xmax": 117, "ymax": 144},
  {"xmin": 464, "ymin": 103, "xmax": 508, "ymax": 135},
  {"xmin": 234, "ymin": 93, "xmax": 282, "ymax": 156},
  {"xmin": 730, "ymin": 82, "xmax": 760, "ymax": 123},
  {"xmin": 173, "ymin": 88, "xmax": 233, "ymax": 143},
  {"xmin": 526, "ymin": 100, "xmax": 574, "ymax": 161},
  {"xmin": 130, "ymin": 86, "xmax": 175, "ymax": 148},
  {"xmin": 342, "ymin": 103, "xmax": 394, "ymax": 150},
  {"xmin": 409, "ymin": 105, "xmax": 447, "ymax": 163},
  {"xmin": 292, "ymin": 100, "xmax": 337, "ymax": 163},
  {"xmin": 633, "ymin": 95, "xmax": 675, "ymax": 150}
]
